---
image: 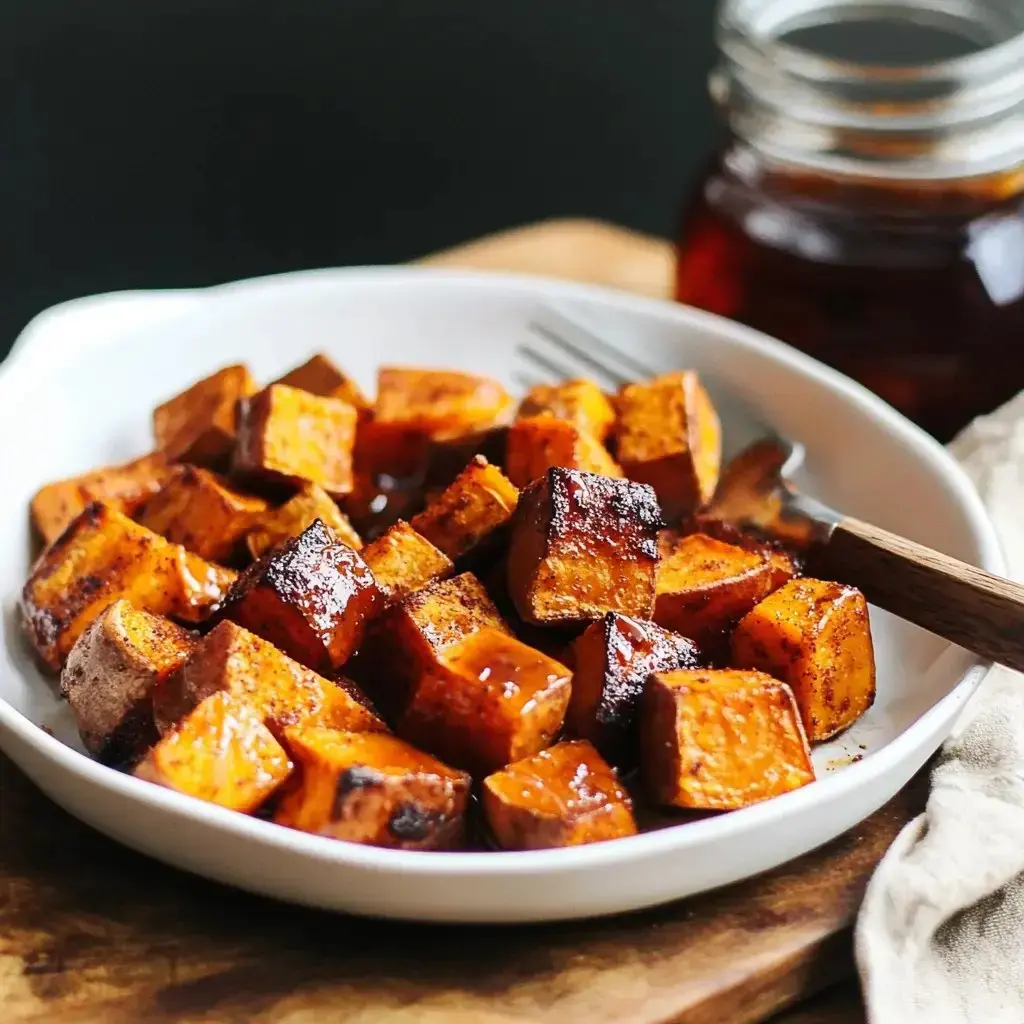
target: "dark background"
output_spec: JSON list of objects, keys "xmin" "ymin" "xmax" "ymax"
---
[{"xmin": 4, "ymin": 1, "xmax": 719, "ymax": 356}]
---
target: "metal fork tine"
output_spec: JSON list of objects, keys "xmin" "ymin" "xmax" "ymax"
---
[
  {"xmin": 516, "ymin": 343, "xmax": 589, "ymax": 385},
  {"xmin": 527, "ymin": 322, "xmax": 630, "ymax": 389}
]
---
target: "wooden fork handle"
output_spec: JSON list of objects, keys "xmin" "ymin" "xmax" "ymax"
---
[{"xmin": 807, "ymin": 516, "xmax": 1024, "ymax": 673}]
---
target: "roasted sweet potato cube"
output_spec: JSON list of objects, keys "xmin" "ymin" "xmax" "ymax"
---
[
  {"xmin": 505, "ymin": 415, "xmax": 622, "ymax": 489},
  {"xmin": 397, "ymin": 626, "xmax": 571, "ymax": 775},
  {"xmin": 361, "ymin": 521, "xmax": 453, "ymax": 606},
  {"xmin": 654, "ymin": 532, "xmax": 780, "ymax": 647},
  {"xmin": 246, "ymin": 483, "xmax": 362, "ymax": 561},
  {"xmin": 567, "ymin": 613, "xmax": 700, "ymax": 767},
  {"xmin": 731, "ymin": 578, "xmax": 876, "ymax": 741},
  {"xmin": 60, "ymin": 601, "xmax": 198, "ymax": 766},
  {"xmin": 168, "ymin": 550, "xmax": 238, "ymax": 624},
  {"xmin": 138, "ymin": 465, "xmax": 268, "ymax": 563},
  {"xmin": 353, "ymin": 572, "xmax": 511, "ymax": 722},
  {"xmin": 615, "ymin": 370, "xmax": 722, "ymax": 521},
  {"xmin": 640, "ymin": 669, "xmax": 815, "ymax": 810},
  {"xmin": 483, "ymin": 739, "xmax": 637, "ymax": 850},
  {"xmin": 234, "ymin": 384, "xmax": 358, "ymax": 499},
  {"xmin": 217, "ymin": 519, "xmax": 381, "ymax": 673},
  {"xmin": 274, "ymin": 353, "xmax": 370, "ymax": 411},
  {"xmin": 31, "ymin": 452, "xmax": 172, "ymax": 546},
  {"xmin": 517, "ymin": 379, "xmax": 616, "ymax": 442},
  {"xmin": 424, "ymin": 426, "xmax": 509, "ymax": 491},
  {"xmin": 409, "ymin": 455, "xmax": 519, "ymax": 562},
  {"xmin": 153, "ymin": 619, "xmax": 385, "ymax": 736},
  {"xmin": 507, "ymin": 468, "xmax": 661, "ymax": 626},
  {"xmin": 136, "ymin": 692, "xmax": 292, "ymax": 812},
  {"xmin": 153, "ymin": 364, "xmax": 256, "ymax": 467},
  {"xmin": 375, "ymin": 367, "xmax": 512, "ymax": 440},
  {"xmin": 274, "ymin": 728, "xmax": 469, "ymax": 849}
]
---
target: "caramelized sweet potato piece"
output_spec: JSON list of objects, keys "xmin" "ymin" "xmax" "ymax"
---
[
  {"xmin": 246, "ymin": 483, "xmax": 362, "ymax": 560},
  {"xmin": 424, "ymin": 426, "xmax": 509, "ymax": 492},
  {"xmin": 169, "ymin": 550, "xmax": 238, "ymax": 624},
  {"xmin": 483, "ymin": 739, "xmax": 637, "ymax": 850},
  {"xmin": 361, "ymin": 521, "xmax": 453, "ymax": 606},
  {"xmin": 397, "ymin": 626, "xmax": 572, "ymax": 775},
  {"xmin": 375, "ymin": 367, "xmax": 512, "ymax": 440},
  {"xmin": 153, "ymin": 364, "xmax": 256, "ymax": 467},
  {"xmin": 615, "ymin": 370, "xmax": 722, "ymax": 521},
  {"xmin": 234, "ymin": 384, "xmax": 358, "ymax": 498},
  {"xmin": 507, "ymin": 468, "xmax": 662, "ymax": 626},
  {"xmin": 274, "ymin": 353, "xmax": 370, "ymax": 411},
  {"xmin": 567, "ymin": 613, "xmax": 700, "ymax": 767},
  {"xmin": 410, "ymin": 455, "xmax": 519, "ymax": 562},
  {"xmin": 139, "ymin": 465, "xmax": 268, "ymax": 563},
  {"xmin": 505, "ymin": 415, "xmax": 622, "ymax": 489},
  {"xmin": 153, "ymin": 619, "xmax": 385, "ymax": 736},
  {"xmin": 274, "ymin": 728, "xmax": 469, "ymax": 850},
  {"xmin": 353, "ymin": 572, "xmax": 511, "ymax": 722},
  {"xmin": 31, "ymin": 452, "xmax": 172, "ymax": 546},
  {"xmin": 217, "ymin": 520, "xmax": 382, "ymax": 674},
  {"xmin": 654, "ymin": 532, "xmax": 787, "ymax": 647},
  {"xmin": 60, "ymin": 601, "xmax": 198, "ymax": 766},
  {"xmin": 731, "ymin": 578, "xmax": 876, "ymax": 741},
  {"xmin": 640, "ymin": 669, "xmax": 815, "ymax": 810},
  {"xmin": 517, "ymin": 379, "xmax": 616, "ymax": 443},
  {"xmin": 136, "ymin": 692, "xmax": 292, "ymax": 812}
]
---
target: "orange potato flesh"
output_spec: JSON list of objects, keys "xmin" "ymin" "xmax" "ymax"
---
[
  {"xmin": 30, "ymin": 452, "xmax": 173, "ymax": 546},
  {"xmin": 274, "ymin": 728, "xmax": 470, "ymax": 850},
  {"xmin": 234, "ymin": 384, "xmax": 359, "ymax": 499},
  {"xmin": 410, "ymin": 455, "xmax": 519, "ymax": 562},
  {"xmin": 218, "ymin": 520, "xmax": 383, "ymax": 674},
  {"xmin": 567, "ymin": 613, "xmax": 700, "ymax": 768},
  {"xmin": 170, "ymin": 550, "xmax": 238, "ymax": 625},
  {"xmin": 153, "ymin": 364, "xmax": 257, "ymax": 467},
  {"xmin": 731, "ymin": 578, "xmax": 876, "ymax": 741},
  {"xmin": 483, "ymin": 739, "xmax": 637, "ymax": 850},
  {"xmin": 517, "ymin": 379, "xmax": 616, "ymax": 443},
  {"xmin": 138, "ymin": 464, "xmax": 268, "ymax": 563},
  {"xmin": 246, "ymin": 483, "xmax": 363, "ymax": 561},
  {"xmin": 60, "ymin": 600, "xmax": 198, "ymax": 766},
  {"xmin": 361, "ymin": 520, "xmax": 453, "ymax": 606},
  {"xmin": 640, "ymin": 668, "xmax": 815, "ymax": 810},
  {"xmin": 375, "ymin": 366, "xmax": 512, "ymax": 440},
  {"xmin": 397, "ymin": 626, "xmax": 572, "ymax": 776},
  {"xmin": 274, "ymin": 353, "xmax": 370, "ymax": 412},
  {"xmin": 152, "ymin": 619, "xmax": 385, "ymax": 737},
  {"xmin": 424, "ymin": 426, "xmax": 510, "ymax": 492},
  {"xmin": 136, "ymin": 691, "xmax": 292, "ymax": 813},
  {"xmin": 654, "ymin": 532, "xmax": 781, "ymax": 647},
  {"xmin": 507, "ymin": 468, "xmax": 661, "ymax": 626},
  {"xmin": 504, "ymin": 415, "xmax": 622, "ymax": 489},
  {"xmin": 615, "ymin": 370, "xmax": 722, "ymax": 521}
]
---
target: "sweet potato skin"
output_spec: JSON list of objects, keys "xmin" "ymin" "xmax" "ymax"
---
[
  {"xmin": 483, "ymin": 739, "xmax": 637, "ymax": 850},
  {"xmin": 246, "ymin": 483, "xmax": 362, "ymax": 560},
  {"xmin": 615, "ymin": 370, "xmax": 722, "ymax": 521},
  {"xmin": 731, "ymin": 578, "xmax": 876, "ymax": 741},
  {"xmin": 274, "ymin": 353, "xmax": 370, "ymax": 411},
  {"xmin": 505, "ymin": 416, "xmax": 622, "ymax": 489},
  {"xmin": 397, "ymin": 626, "xmax": 572, "ymax": 775},
  {"xmin": 31, "ymin": 452, "xmax": 172, "ymax": 546},
  {"xmin": 139, "ymin": 465, "xmax": 268, "ymax": 563},
  {"xmin": 136, "ymin": 691, "xmax": 293, "ymax": 813},
  {"xmin": 410, "ymin": 455, "xmax": 519, "ymax": 562},
  {"xmin": 507, "ymin": 468, "xmax": 662, "ymax": 626},
  {"xmin": 517, "ymin": 379, "xmax": 616, "ymax": 442},
  {"xmin": 274, "ymin": 728, "xmax": 470, "ymax": 850},
  {"xmin": 153, "ymin": 364, "xmax": 256, "ymax": 467},
  {"xmin": 153, "ymin": 619, "xmax": 385, "ymax": 737},
  {"xmin": 60, "ymin": 600, "xmax": 198, "ymax": 766},
  {"xmin": 567, "ymin": 613, "xmax": 700, "ymax": 767},
  {"xmin": 234, "ymin": 384, "xmax": 359, "ymax": 499},
  {"xmin": 361, "ymin": 520, "xmax": 453, "ymax": 606},
  {"xmin": 217, "ymin": 519, "xmax": 383, "ymax": 674},
  {"xmin": 640, "ymin": 669, "xmax": 815, "ymax": 810}
]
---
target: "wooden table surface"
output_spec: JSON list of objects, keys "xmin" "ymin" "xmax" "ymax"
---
[{"xmin": 0, "ymin": 221, "xmax": 915, "ymax": 1022}]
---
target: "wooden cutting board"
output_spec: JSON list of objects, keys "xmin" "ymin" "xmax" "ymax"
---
[{"xmin": 0, "ymin": 220, "xmax": 918, "ymax": 1022}]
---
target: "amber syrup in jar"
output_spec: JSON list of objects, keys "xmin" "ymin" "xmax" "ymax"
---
[{"xmin": 676, "ymin": 0, "xmax": 1024, "ymax": 441}]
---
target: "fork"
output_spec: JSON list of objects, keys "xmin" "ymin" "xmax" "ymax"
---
[{"xmin": 518, "ymin": 307, "xmax": 1024, "ymax": 674}]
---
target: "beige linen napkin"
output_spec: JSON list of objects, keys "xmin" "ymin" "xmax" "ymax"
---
[{"xmin": 857, "ymin": 391, "xmax": 1024, "ymax": 1023}]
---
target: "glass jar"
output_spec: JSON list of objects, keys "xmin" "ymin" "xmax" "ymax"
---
[{"xmin": 675, "ymin": 0, "xmax": 1024, "ymax": 441}]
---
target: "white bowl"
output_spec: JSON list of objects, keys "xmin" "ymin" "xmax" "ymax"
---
[{"xmin": 0, "ymin": 267, "xmax": 1001, "ymax": 923}]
